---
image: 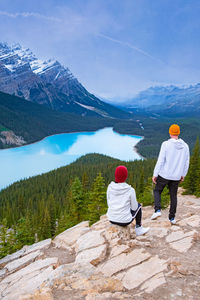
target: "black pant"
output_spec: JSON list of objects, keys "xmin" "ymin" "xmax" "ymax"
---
[
  {"xmin": 110, "ymin": 203, "xmax": 142, "ymax": 227},
  {"xmin": 154, "ymin": 175, "xmax": 180, "ymax": 219}
]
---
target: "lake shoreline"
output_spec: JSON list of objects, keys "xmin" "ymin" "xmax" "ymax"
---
[
  {"xmin": 0, "ymin": 127, "xmax": 144, "ymax": 152},
  {"xmin": 0, "ymin": 128, "xmax": 144, "ymax": 190}
]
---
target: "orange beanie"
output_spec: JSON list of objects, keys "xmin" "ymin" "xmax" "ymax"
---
[{"xmin": 169, "ymin": 124, "xmax": 180, "ymax": 136}]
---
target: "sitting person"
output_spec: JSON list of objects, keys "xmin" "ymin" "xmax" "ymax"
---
[{"xmin": 106, "ymin": 165, "xmax": 150, "ymax": 236}]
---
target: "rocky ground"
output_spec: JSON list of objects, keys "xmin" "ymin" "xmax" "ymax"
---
[
  {"xmin": 0, "ymin": 188, "xmax": 200, "ymax": 300},
  {"xmin": 0, "ymin": 131, "xmax": 26, "ymax": 146}
]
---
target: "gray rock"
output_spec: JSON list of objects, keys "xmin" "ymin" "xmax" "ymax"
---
[
  {"xmin": 166, "ymin": 230, "xmax": 195, "ymax": 243},
  {"xmin": 53, "ymin": 221, "xmax": 90, "ymax": 248},
  {"xmin": 0, "ymin": 239, "xmax": 51, "ymax": 267},
  {"xmin": 5, "ymin": 250, "xmax": 42, "ymax": 272},
  {"xmin": 0, "ymin": 248, "xmax": 25, "ymax": 266},
  {"xmin": 23, "ymin": 238, "xmax": 51, "ymax": 254},
  {"xmin": 75, "ymin": 244, "xmax": 107, "ymax": 266},
  {"xmin": 121, "ymin": 255, "xmax": 167, "ymax": 290},
  {"xmin": 2, "ymin": 266, "xmax": 55, "ymax": 299},
  {"xmin": 0, "ymin": 269, "xmax": 6, "ymax": 278},
  {"xmin": 75, "ymin": 230, "xmax": 105, "ymax": 253},
  {"xmin": 169, "ymin": 236, "xmax": 194, "ymax": 253},
  {"xmin": 179, "ymin": 215, "xmax": 200, "ymax": 227},
  {"xmin": 44, "ymin": 262, "xmax": 97, "ymax": 287},
  {"xmin": 109, "ymin": 244, "xmax": 130, "ymax": 258},
  {"xmin": 140, "ymin": 272, "xmax": 166, "ymax": 292},
  {"xmin": 100, "ymin": 248, "xmax": 151, "ymax": 276},
  {"xmin": 0, "ymin": 257, "xmax": 58, "ymax": 288}
]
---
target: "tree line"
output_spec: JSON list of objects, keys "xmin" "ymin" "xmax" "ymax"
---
[{"xmin": 183, "ymin": 137, "xmax": 200, "ymax": 196}]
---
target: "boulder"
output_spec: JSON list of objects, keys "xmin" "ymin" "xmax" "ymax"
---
[
  {"xmin": 140, "ymin": 272, "xmax": 166, "ymax": 292},
  {"xmin": 0, "ymin": 248, "xmax": 25, "ymax": 266},
  {"xmin": 24, "ymin": 239, "xmax": 52, "ymax": 255},
  {"xmin": 103, "ymin": 223, "xmax": 133, "ymax": 242},
  {"xmin": 2, "ymin": 266, "xmax": 55, "ymax": 300},
  {"xmin": 75, "ymin": 244, "xmax": 107, "ymax": 266},
  {"xmin": 0, "ymin": 258, "xmax": 58, "ymax": 299},
  {"xmin": 75, "ymin": 230, "xmax": 106, "ymax": 253},
  {"xmin": 53, "ymin": 221, "xmax": 90, "ymax": 248},
  {"xmin": 109, "ymin": 244, "xmax": 130, "ymax": 258},
  {"xmin": 179, "ymin": 215, "xmax": 200, "ymax": 228},
  {"xmin": 5, "ymin": 250, "xmax": 42, "ymax": 272},
  {"xmin": 0, "ymin": 239, "xmax": 51, "ymax": 267},
  {"xmin": 169, "ymin": 236, "xmax": 194, "ymax": 253},
  {"xmin": 121, "ymin": 255, "xmax": 167, "ymax": 290},
  {"xmin": 166, "ymin": 230, "xmax": 195, "ymax": 243},
  {"xmin": 100, "ymin": 248, "xmax": 151, "ymax": 276}
]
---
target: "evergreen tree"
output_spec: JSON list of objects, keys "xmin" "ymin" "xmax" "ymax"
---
[
  {"xmin": 0, "ymin": 219, "xmax": 17, "ymax": 258},
  {"xmin": 183, "ymin": 137, "xmax": 199, "ymax": 194},
  {"xmin": 138, "ymin": 168, "xmax": 145, "ymax": 194},
  {"xmin": 55, "ymin": 210, "xmax": 73, "ymax": 235},
  {"xmin": 39, "ymin": 207, "xmax": 51, "ymax": 240},
  {"xmin": 195, "ymin": 159, "xmax": 200, "ymax": 197},
  {"xmin": 88, "ymin": 173, "xmax": 107, "ymax": 225},
  {"xmin": 48, "ymin": 194, "xmax": 57, "ymax": 236},
  {"xmin": 15, "ymin": 217, "xmax": 34, "ymax": 248},
  {"xmin": 82, "ymin": 172, "xmax": 89, "ymax": 191},
  {"xmin": 69, "ymin": 177, "xmax": 85, "ymax": 224},
  {"xmin": 138, "ymin": 178, "xmax": 154, "ymax": 206}
]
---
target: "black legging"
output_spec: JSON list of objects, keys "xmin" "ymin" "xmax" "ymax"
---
[{"xmin": 110, "ymin": 203, "xmax": 142, "ymax": 227}]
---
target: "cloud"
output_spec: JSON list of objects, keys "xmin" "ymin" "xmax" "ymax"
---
[
  {"xmin": 0, "ymin": 10, "xmax": 61, "ymax": 22},
  {"xmin": 97, "ymin": 33, "xmax": 162, "ymax": 63}
]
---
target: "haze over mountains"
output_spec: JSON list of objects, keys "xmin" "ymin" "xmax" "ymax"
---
[
  {"xmin": 0, "ymin": 42, "xmax": 129, "ymax": 119},
  {"xmin": 123, "ymin": 84, "xmax": 200, "ymax": 116}
]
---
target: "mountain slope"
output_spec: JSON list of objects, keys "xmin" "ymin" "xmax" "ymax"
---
[
  {"xmin": 124, "ymin": 84, "xmax": 200, "ymax": 116},
  {"xmin": 0, "ymin": 42, "xmax": 129, "ymax": 119},
  {"xmin": 0, "ymin": 91, "xmax": 118, "ymax": 148}
]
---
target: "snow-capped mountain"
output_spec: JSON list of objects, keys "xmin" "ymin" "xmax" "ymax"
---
[
  {"xmin": 124, "ymin": 84, "xmax": 200, "ymax": 115},
  {"xmin": 0, "ymin": 42, "xmax": 129, "ymax": 118}
]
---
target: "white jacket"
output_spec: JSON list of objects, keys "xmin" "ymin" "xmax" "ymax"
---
[
  {"xmin": 106, "ymin": 181, "xmax": 138, "ymax": 223},
  {"xmin": 153, "ymin": 138, "xmax": 190, "ymax": 180}
]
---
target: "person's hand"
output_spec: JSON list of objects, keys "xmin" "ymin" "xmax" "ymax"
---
[
  {"xmin": 152, "ymin": 176, "xmax": 157, "ymax": 184},
  {"xmin": 180, "ymin": 176, "xmax": 184, "ymax": 182}
]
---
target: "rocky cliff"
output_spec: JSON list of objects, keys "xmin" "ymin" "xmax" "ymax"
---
[
  {"xmin": 0, "ymin": 130, "xmax": 26, "ymax": 146},
  {"xmin": 0, "ymin": 189, "xmax": 200, "ymax": 300}
]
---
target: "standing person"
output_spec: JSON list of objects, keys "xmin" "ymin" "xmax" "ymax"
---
[
  {"xmin": 151, "ymin": 124, "xmax": 190, "ymax": 224},
  {"xmin": 107, "ymin": 165, "xmax": 150, "ymax": 236}
]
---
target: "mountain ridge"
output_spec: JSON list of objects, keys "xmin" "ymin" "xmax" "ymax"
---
[
  {"xmin": 122, "ymin": 83, "xmax": 200, "ymax": 115},
  {"xmin": 0, "ymin": 42, "xmax": 129, "ymax": 119}
]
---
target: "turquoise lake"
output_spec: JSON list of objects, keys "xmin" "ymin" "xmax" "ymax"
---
[{"xmin": 0, "ymin": 127, "xmax": 143, "ymax": 190}]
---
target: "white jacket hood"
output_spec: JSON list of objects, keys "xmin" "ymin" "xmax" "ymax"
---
[
  {"xmin": 107, "ymin": 181, "xmax": 132, "ymax": 196},
  {"xmin": 169, "ymin": 138, "xmax": 186, "ymax": 150},
  {"xmin": 106, "ymin": 181, "xmax": 138, "ymax": 223}
]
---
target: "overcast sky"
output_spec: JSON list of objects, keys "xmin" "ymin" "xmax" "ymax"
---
[{"xmin": 0, "ymin": 0, "xmax": 200, "ymax": 101}]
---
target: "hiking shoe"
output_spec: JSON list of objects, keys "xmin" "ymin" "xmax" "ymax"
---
[
  {"xmin": 151, "ymin": 210, "xmax": 162, "ymax": 220},
  {"xmin": 169, "ymin": 218, "xmax": 176, "ymax": 225},
  {"xmin": 135, "ymin": 226, "xmax": 150, "ymax": 236}
]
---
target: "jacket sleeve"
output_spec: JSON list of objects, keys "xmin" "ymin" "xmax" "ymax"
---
[
  {"xmin": 182, "ymin": 145, "xmax": 190, "ymax": 177},
  {"xmin": 130, "ymin": 188, "xmax": 138, "ymax": 211},
  {"xmin": 153, "ymin": 142, "xmax": 166, "ymax": 177},
  {"xmin": 106, "ymin": 186, "xmax": 110, "ymax": 206}
]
